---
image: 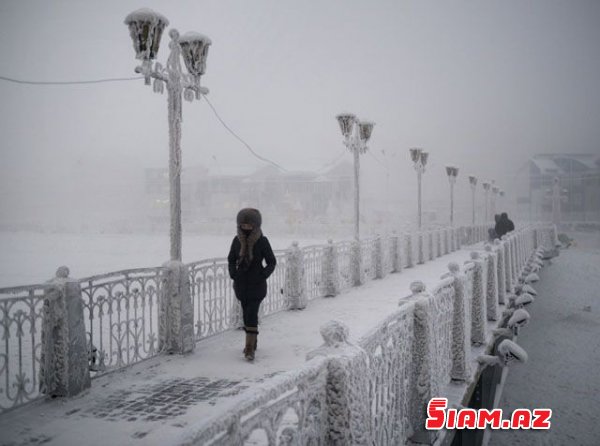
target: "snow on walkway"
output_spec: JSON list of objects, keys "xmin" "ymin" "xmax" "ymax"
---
[
  {"xmin": 0, "ymin": 245, "xmax": 477, "ymax": 446},
  {"xmin": 490, "ymin": 231, "xmax": 600, "ymax": 446}
]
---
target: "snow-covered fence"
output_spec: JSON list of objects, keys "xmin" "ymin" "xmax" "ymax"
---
[
  {"xmin": 302, "ymin": 244, "xmax": 324, "ymax": 301},
  {"xmin": 0, "ymin": 223, "xmax": 492, "ymax": 415},
  {"xmin": 360, "ymin": 238, "xmax": 376, "ymax": 281},
  {"xmin": 80, "ymin": 267, "xmax": 165, "ymax": 376},
  {"xmin": 0, "ymin": 284, "xmax": 47, "ymax": 413},
  {"xmin": 468, "ymin": 252, "xmax": 487, "ymax": 345},
  {"xmin": 175, "ymin": 223, "xmax": 555, "ymax": 445},
  {"xmin": 321, "ymin": 240, "xmax": 339, "ymax": 297},
  {"xmin": 404, "ymin": 232, "xmax": 414, "ymax": 268},
  {"xmin": 187, "ymin": 258, "xmax": 238, "ymax": 338},
  {"xmin": 358, "ymin": 303, "xmax": 415, "ymax": 444},
  {"xmin": 484, "ymin": 245, "xmax": 500, "ymax": 321},
  {"xmin": 335, "ymin": 240, "xmax": 354, "ymax": 290},
  {"xmin": 184, "ymin": 356, "xmax": 330, "ymax": 445}
]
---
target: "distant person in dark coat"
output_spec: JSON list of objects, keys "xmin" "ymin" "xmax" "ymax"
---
[
  {"xmin": 495, "ymin": 212, "xmax": 515, "ymax": 238},
  {"xmin": 227, "ymin": 208, "xmax": 276, "ymax": 361}
]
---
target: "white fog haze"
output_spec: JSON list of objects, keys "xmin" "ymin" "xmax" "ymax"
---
[
  {"xmin": 1, "ymin": 2, "xmax": 600, "ymax": 444},
  {"xmin": 1, "ymin": 0, "xmax": 599, "ymax": 283}
]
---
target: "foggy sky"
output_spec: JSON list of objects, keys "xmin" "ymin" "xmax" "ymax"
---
[{"xmin": 1, "ymin": 0, "xmax": 599, "ymax": 226}]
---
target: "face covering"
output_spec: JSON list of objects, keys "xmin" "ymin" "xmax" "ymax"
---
[{"xmin": 242, "ymin": 228, "xmax": 252, "ymax": 236}]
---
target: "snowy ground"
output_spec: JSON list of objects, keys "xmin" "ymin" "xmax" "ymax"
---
[
  {"xmin": 0, "ymin": 231, "xmax": 323, "ymax": 287},
  {"xmin": 490, "ymin": 231, "xmax": 600, "ymax": 446},
  {"xmin": 0, "ymin": 244, "xmax": 478, "ymax": 446}
]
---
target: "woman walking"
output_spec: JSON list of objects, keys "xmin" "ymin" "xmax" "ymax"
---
[{"xmin": 227, "ymin": 208, "xmax": 276, "ymax": 361}]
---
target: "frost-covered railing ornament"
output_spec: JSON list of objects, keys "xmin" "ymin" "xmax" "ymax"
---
[
  {"xmin": 360, "ymin": 238, "xmax": 376, "ymax": 281},
  {"xmin": 493, "ymin": 239, "xmax": 506, "ymax": 305},
  {"xmin": 405, "ymin": 233, "xmax": 414, "ymax": 268},
  {"xmin": 302, "ymin": 245, "xmax": 324, "ymax": 301},
  {"xmin": 335, "ymin": 113, "xmax": 375, "ymax": 241},
  {"xmin": 484, "ymin": 244, "xmax": 499, "ymax": 321},
  {"xmin": 80, "ymin": 267, "xmax": 165, "ymax": 376},
  {"xmin": 359, "ymin": 305, "xmax": 415, "ymax": 444},
  {"xmin": 406, "ymin": 279, "xmax": 451, "ymax": 445},
  {"xmin": 307, "ymin": 320, "xmax": 371, "ymax": 444},
  {"xmin": 188, "ymin": 356, "xmax": 329, "ymax": 445},
  {"xmin": 445, "ymin": 262, "xmax": 472, "ymax": 382},
  {"xmin": 285, "ymin": 242, "xmax": 306, "ymax": 310},
  {"xmin": 467, "ymin": 252, "xmax": 487, "ymax": 345},
  {"xmin": 428, "ymin": 230, "xmax": 435, "ymax": 261},
  {"xmin": 124, "ymin": 8, "xmax": 211, "ymax": 262},
  {"xmin": 321, "ymin": 240, "xmax": 340, "ymax": 297},
  {"xmin": 389, "ymin": 233, "xmax": 402, "ymax": 273},
  {"xmin": 0, "ymin": 283, "xmax": 48, "ymax": 413}
]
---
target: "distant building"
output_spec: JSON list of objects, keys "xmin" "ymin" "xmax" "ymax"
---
[
  {"xmin": 143, "ymin": 162, "xmax": 354, "ymax": 229},
  {"xmin": 523, "ymin": 153, "xmax": 600, "ymax": 221}
]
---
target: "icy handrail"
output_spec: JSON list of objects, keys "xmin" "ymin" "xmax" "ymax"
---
[{"xmin": 180, "ymin": 356, "xmax": 329, "ymax": 445}]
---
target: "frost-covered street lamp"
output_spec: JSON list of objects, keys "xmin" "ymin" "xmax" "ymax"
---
[
  {"xmin": 125, "ymin": 8, "xmax": 211, "ymax": 261},
  {"xmin": 410, "ymin": 148, "xmax": 429, "ymax": 230},
  {"xmin": 336, "ymin": 114, "xmax": 374, "ymax": 240},
  {"xmin": 491, "ymin": 184, "xmax": 499, "ymax": 218},
  {"xmin": 468, "ymin": 175, "xmax": 477, "ymax": 225},
  {"xmin": 482, "ymin": 181, "xmax": 491, "ymax": 222},
  {"xmin": 445, "ymin": 166, "xmax": 459, "ymax": 226}
]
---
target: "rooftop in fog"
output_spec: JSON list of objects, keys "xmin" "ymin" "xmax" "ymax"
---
[{"xmin": 530, "ymin": 153, "xmax": 600, "ymax": 175}]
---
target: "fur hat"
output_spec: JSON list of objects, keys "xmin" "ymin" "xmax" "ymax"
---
[{"xmin": 236, "ymin": 208, "xmax": 262, "ymax": 228}]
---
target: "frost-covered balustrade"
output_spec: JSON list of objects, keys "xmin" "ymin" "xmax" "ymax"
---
[
  {"xmin": 189, "ymin": 222, "xmax": 558, "ymax": 445},
  {"xmin": 183, "ymin": 356, "xmax": 329, "ymax": 445},
  {"xmin": 0, "ymin": 284, "xmax": 46, "ymax": 413},
  {"xmin": 0, "ymin": 223, "xmax": 491, "ymax": 414},
  {"xmin": 80, "ymin": 267, "xmax": 164, "ymax": 376}
]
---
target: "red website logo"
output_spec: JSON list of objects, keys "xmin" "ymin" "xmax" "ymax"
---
[{"xmin": 426, "ymin": 398, "xmax": 552, "ymax": 430}]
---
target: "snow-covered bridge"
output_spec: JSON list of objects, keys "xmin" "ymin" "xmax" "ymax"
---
[{"xmin": 0, "ymin": 223, "xmax": 558, "ymax": 445}]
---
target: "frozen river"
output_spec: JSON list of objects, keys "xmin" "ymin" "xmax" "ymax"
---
[{"xmin": 0, "ymin": 231, "xmax": 324, "ymax": 288}]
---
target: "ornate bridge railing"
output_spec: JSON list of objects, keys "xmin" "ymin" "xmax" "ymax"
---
[
  {"xmin": 335, "ymin": 240, "xmax": 354, "ymax": 290},
  {"xmin": 263, "ymin": 250, "xmax": 288, "ymax": 315},
  {"xmin": 185, "ymin": 223, "xmax": 556, "ymax": 444},
  {"xmin": 0, "ymin": 222, "xmax": 501, "ymax": 414},
  {"xmin": 358, "ymin": 303, "xmax": 415, "ymax": 445},
  {"xmin": 80, "ymin": 267, "xmax": 165, "ymax": 377},
  {"xmin": 302, "ymin": 245, "xmax": 324, "ymax": 300},
  {"xmin": 0, "ymin": 284, "xmax": 48, "ymax": 412},
  {"xmin": 187, "ymin": 250, "xmax": 288, "ymax": 340},
  {"xmin": 185, "ymin": 356, "xmax": 329, "ymax": 445},
  {"xmin": 361, "ymin": 238, "xmax": 376, "ymax": 281},
  {"xmin": 187, "ymin": 257, "xmax": 238, "ymax": 340}
]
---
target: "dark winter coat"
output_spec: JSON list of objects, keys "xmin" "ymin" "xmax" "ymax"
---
[
  {"xmin": 495, "ymin": 214, "xmax": 515, "ymax": 238},
  {"xmin": 228, "ymin": 235, "xmax": 276, "ymax": 302}
]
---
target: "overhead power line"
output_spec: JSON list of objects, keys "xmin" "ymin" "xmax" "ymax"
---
[
  {"xmin": 0, "ymin": 74, "xmax": 143, "ymax": 85},
  {"xmin": 0, "ymin": 72, "xmax": 351, "ymax": 175},
  {"xmin": 201, "ymin": 95, "xmax": 289, "ymax": 172}
]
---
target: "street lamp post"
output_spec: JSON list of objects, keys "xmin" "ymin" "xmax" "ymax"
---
[
  {"xmin": 482, "ymin": 181, "xmax": 491, "ymax": 222},
  {"xmin": 469, "ymin": 175, "xmax": 477, "ymax": 225},
  {"xmin": 125, "ymin": 8, "xmax": 211, "ymax": 261},
  {"xmin": 336, "ymin": 114, "xmax": 374, "ymax": 240},
  {"xmin": 445, "ymin": 166, "xmax": 459, "ymax": 226},
  {"xmin": 410, "ymin": 148, "xmax": 429, "ymax": 230},
  {"xmin": 491, "ymin": 184, "xmax": 499, "ymax": 218}
]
